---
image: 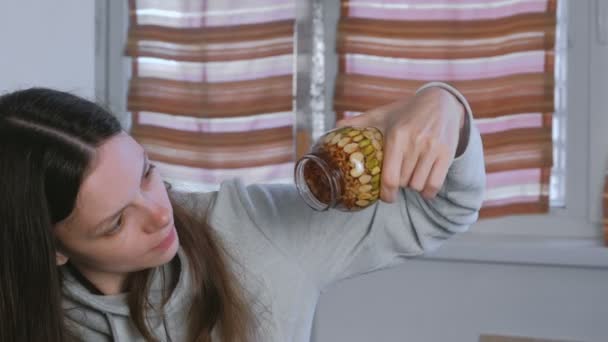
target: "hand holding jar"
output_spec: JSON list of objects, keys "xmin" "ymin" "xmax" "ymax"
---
[{"xmin": 295, "ymin": 84, "xmax": 468, "ymax": 212}]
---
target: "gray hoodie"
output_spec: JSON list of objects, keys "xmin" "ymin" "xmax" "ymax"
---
[{"xmin": 61, "ymin": 93, "xmax": 486, "ymax": 342}]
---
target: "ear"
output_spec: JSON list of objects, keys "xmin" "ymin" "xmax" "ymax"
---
[{"xmin": 55, "ymin": 251, "xmax": 69, "ymax": 266}]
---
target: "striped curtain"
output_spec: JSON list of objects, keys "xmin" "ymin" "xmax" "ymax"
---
[
  {"xmin": 125, "ymin": 0, "xmax": 295, "ymax": 192},
  {"xmin": 334, "ymin": 0, "xmax": 557, "ymax": 218}
]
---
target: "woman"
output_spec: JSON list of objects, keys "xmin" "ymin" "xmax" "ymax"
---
[{"xmin": 0, "ymin": 83, "xmax": 485, "ymax": 342}]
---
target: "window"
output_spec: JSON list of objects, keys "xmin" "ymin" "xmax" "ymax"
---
[{"xmin": 98, "ymin": 0, "xmax": 608, "ymax": 267}]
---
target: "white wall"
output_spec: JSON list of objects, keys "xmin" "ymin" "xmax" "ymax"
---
[
  {"xmin": 312, "ymin": 259, "xmax": 608, "ymax": 342},
  {"xmin": 0, "ymin": 0, "xmax": 95, "ymax": 98}
]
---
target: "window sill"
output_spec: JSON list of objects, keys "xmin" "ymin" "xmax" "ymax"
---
[{"xmin": 423, "ymin": 231, "xmax": 608, "ymax": 269}]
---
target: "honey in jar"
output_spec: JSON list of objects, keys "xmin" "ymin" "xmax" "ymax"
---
[{"xmin": 294, "ymin": 126, "xmax": 384, "ymax": 211}]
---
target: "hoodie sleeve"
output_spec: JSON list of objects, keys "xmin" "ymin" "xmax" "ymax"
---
[{"xmin": 196, "ymin": 88, "xmax": 485, "ymax": 291}]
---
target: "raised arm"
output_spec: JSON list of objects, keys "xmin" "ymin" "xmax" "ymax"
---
[{"xmin": 196, "ymin": 83, "xmax": 485, "ymax": 290}]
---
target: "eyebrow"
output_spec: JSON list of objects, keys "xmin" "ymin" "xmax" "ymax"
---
[{"xmin": 91, "ymin": 150, "xmax": 149, "ymax": 235}]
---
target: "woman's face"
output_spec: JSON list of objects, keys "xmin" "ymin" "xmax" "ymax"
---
[{"xmin": 54, "ymin": 132, "xmax": 179, "ymax": 294}]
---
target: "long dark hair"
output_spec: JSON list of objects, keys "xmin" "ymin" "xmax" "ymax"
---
[{"xmin": 0, "ymin": 88, "xmax": 254, "ymax": 341}]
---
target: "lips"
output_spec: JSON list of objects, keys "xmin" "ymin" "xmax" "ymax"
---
[{"xmin": 153, "ymin": 225, "xmax": 176, "ymax": 251}]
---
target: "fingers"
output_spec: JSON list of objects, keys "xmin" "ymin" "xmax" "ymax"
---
[
  {"xmin": 336, "ymin": 112, "xmax": 370, "ymax": 128},
  {"xmin": 336, "ymin": 109, "xmax": 384, "ymax": 130},
  {"xmin": 409, "ymin": 139, "xmax": 439, "ymax": 196},
  {"xmin": 382, "ymin": 132, "xmax": 450, "ymax": 202},
  {"xmin": 398, "ymin": 138, "xmax": 421, "ymax": 189},
  {"xmin": 380, "ymin": 130, "xmax": 406, "ymax": 203},
  {"xmin": 339, "ymin": 111, "xmax": 451, "ymax": 202},
  {"xmin": 421, "ymin": 148, "xmax": 450, "ymax": 199}
]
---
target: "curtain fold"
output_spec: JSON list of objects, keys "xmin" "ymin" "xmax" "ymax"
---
[
  {"xmin": 126, "ymin": 0, "xmax": 295, "ymax": 192},
  {"xmin": 335, "ymin": 0, "xmax": 557, "ymax": 218}
]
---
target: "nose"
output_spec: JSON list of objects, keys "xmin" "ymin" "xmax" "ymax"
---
[{"xmin": 140, "ymin": 196, "xmax": 171, "ymax": 233}]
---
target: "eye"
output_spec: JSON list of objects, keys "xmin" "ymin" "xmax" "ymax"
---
[
  {"xmin": 103, "ymin": 163, "xmax": 156, "ymax": 237},
  {"xmin": 145, "ymin": 163, "xmax": 156, "ymax": 179},
  {"xmin": 106, "ymin": 216, "xmax": 123, "ymax": 235}
]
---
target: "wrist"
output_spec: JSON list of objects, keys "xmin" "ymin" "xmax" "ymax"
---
[
  {"xmin": 442, "ymin": 88, "xmax": 467, "ymax": 157},
  {"xmin": 437, "ymin": 86, "xmax": 466, "ymax": 129},
  {"xmin": 455, "ymin": 107, "xmax": 469, "ymax": 157}
]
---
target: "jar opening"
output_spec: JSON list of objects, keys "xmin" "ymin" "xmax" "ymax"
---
[{"xmin": 294, "ymin": 154, "xmax": 341, "ymax": 211}]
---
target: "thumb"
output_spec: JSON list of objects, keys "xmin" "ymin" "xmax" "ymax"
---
[{"xmin": 335, "ymin": 112, "xmax": 374, "ymax": 129}]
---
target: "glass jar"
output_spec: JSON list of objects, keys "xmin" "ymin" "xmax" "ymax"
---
[{"xmin": 294, "ymin": 126, "xmax": 384, "ymax": 211}]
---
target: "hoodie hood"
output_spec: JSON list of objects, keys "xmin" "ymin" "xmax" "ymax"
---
[{"xmin": 61, "ymin": 248, "xmax": 193, "ymax": 342}]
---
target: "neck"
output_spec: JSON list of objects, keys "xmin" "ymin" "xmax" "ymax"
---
[{"xmin": 67, "ymin": 262, "xmax": 128, "ymax": 295}]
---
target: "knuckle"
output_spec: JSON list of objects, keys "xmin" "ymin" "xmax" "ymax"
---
[
  {"xmin": 381, "ymin": 175, "xmax": 399, "ymax": 190},
  {"xmin": 428, "ymin": 137, "xmax": 441, "ymax": 150},
  {"xmin": 426, "ymin": 183, "xmax": 440, "ymax": 194},
  {"xmin": 413, "ymin": 133, "xmax": 425, "ymax": 145},
  {"xmin": 390, "ymin": 128, "xmax": 408, "ymax": 143},
  {"xmin": 414, "ymin": 134, "xmax": 436, "ymax": 151},
  {"xmin": 409, "ymin": 179, "xmax": 424, "ymax": 192},
  {"xmin": 422, "ymin": 189, "xmax": 437, "ymax": 199}
]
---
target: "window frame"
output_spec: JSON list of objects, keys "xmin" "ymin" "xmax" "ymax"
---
[
  {"xmin": 95, "ymin": 0, "xmax": 130, "ymax": 129},
  {"xmin": 469, "ymin": 0, "xmax": 593, "ymax": 238}
]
